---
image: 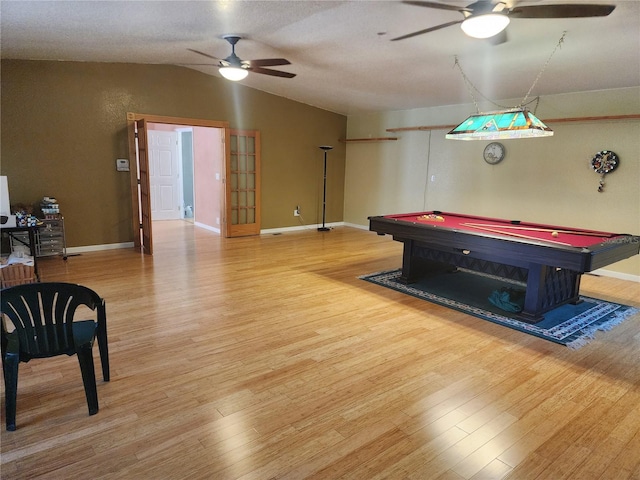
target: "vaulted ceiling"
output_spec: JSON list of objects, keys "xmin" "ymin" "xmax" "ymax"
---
[{"xmin": 2, "ymin": 0, "xmax": 638, "ymax": 115}]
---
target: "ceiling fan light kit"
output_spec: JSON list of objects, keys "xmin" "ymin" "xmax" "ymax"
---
[
  {"xmin": 395, "ymin": 1, "xmax": 616, "ymax": 41},
  {"xmin": 460, "ymin": 13, "xmax": 510, "ymax": 38},
  {"xmin": 219, "ymin": 66, "xmax": 249, "ymax": 81}
]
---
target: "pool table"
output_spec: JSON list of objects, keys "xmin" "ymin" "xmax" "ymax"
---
[{"xmin": 369, "ymin": 211, "xmax": 640, "ymax": 323}]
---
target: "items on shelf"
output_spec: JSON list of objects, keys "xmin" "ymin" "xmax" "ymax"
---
[
  {"xmin": 5, "ymin": 196, "xmax": 67, "ymax": 260},
  {"xmin": 41, "ymin": 196, "xmax": 60, "ymax": 216},
  {"xmin": 10, "ymin": 202, "xmax": 40, "ymax": 227},
  {"xmin": 15, "ymin": 212, "xmax": 40, "ymax": 227}
]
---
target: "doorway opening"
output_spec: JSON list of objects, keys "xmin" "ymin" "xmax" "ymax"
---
[
  {"xmin": 127, "ymin": 113, "xmax": 228, "ymax": 255},
  {"xmin": 147, "ymin": 123, "xmax": 224, "ymax": 233},
  {"xmin": 128, "ymin": 113, "xmax": 263, "ymax": 254}
]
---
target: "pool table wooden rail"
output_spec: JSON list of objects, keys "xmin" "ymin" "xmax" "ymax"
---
[{"xmin": 369, "ymin": 215, "xmax": 639, "ymax": 273}]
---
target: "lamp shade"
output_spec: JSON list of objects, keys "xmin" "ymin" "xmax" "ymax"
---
[
  {"xmin": 446, "ymin": 108, "xmax": 553, "ymax": 140},
  {"xmin": 461, "ymin": 13, "xmax": 510, "ymax": 39},
  {"xmin": 219, "ymin": 66, "xmax": 249, "ymax": 81}
]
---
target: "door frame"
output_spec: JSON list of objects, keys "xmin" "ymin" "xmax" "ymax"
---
[{"xmin": 127, "ymin": 113, "xmax": 229, "ymax": 253}]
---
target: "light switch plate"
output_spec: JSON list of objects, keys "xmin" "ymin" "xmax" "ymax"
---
[{"xmin": 116, "ymin": 159, "xmax": 130, "ymax": 172}]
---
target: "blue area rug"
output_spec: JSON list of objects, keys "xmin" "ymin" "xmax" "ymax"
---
[{"xmin": 360, "ymin": 269, "xmax": 639, "ymax": 348}]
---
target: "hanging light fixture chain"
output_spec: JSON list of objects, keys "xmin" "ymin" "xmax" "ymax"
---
[
  {"xmin": 453, "ymin": 56, "xmax": 481, "ymax": 113},
  {"xmin": 453, "ymin": 31, "xmax": 567, "ymax": 112},
  {"xmin": 453, "ymin": 56, "xmax": 515, "ymax": 111},
  {"xmin": 521, "ymin": 31, "xmax": 567, "ymax": 106}
]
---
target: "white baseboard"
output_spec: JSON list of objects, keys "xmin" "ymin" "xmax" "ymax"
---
[
  {"xmin": 261, "ymin": 222, "xmax": 344, "ymax": 235},
  {"xmin": 194, "ymin": 222, "xmax": 220, "ymax": 234},
  {"xmin": 66, "ymin": 242, "xmax": 134, "ymax": 254},
  {"xmin": 588, "ymin": 269, "xmax": 640, "ymax": 283},
  {"xmin": 343, "ymin": 222, "xmax": 369, "ymax": 230}
]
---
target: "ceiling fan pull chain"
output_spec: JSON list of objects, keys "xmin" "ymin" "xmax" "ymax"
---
[{"xmin": 520, "ymin": 31, "xmax": 567, "ymax": 106}]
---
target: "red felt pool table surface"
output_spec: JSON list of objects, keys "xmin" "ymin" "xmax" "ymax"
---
[{"xmin": 383, "ymin": 211, "xmax": 622, "ymax": 249}]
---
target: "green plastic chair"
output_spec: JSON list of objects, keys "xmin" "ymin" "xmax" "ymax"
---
[{"xmin": 1, "ymin": 282, "xmax": 110, "ymax": 431}]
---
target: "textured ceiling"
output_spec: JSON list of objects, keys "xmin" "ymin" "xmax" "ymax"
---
[{"xmin": 1, "ymin": 0, "xmax": 638, "ymax": 115}]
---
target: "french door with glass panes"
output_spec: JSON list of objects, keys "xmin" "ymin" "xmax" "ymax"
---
[{"xmin": 225, "ymin": 130, "xmax": 261, "ymax": 237}]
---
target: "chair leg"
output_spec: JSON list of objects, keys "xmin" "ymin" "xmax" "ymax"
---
[
  {"xmin": 3, "ymin": 353, "xmax": 19, "ymax": 431},
  {"xmin": 76, "ymin": 347, "xmax": 99, "ymax": 416},
  {"xmin": 97, "ymin": 327, "xmax": 110, "ymax": 382}
]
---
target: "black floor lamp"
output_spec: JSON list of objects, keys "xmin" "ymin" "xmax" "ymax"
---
[{"xmin": 318, "ymin": 145, "xmax": 333, "ymax": 232}]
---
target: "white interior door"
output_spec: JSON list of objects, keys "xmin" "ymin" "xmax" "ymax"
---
[{"xmin": 149, "ymin": 130, "xmax": 181, "ymax": 220}]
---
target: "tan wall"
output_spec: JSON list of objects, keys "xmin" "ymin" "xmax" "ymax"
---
[
  {"xmin": 0, "ymin": 60, "xmax": 347, "ymax": 247},
  {"xmin": 345, "ymin": 88, "xmax": 640, "ymax": 278}
]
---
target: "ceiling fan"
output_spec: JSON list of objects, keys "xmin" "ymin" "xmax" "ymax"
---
[
  {"xmin": 392, "ymin": 1, "xmax": 616, "ymax": 41},
  {"xmin": 187, "ymin": 35, "xmax": 296, "ymax": 81}
]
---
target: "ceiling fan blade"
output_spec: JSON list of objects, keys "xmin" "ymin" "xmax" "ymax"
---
[
  {"xmin": 508, "ymin": 4, "xmax": 615, "ymax": 19},
  {"xmin": 180, "ymin": 63, "xmax": 220, "ymax": 67},
  {"xmin": 248, "ymin": 58, "xmax": 291, "ymax": 67},
  {"xmin": 391, "ymin": 20, "xmax": 463, "ymax": 41},
  {"xmin": 248, "ymin": 66, "xmax": 296, "ymax": 78},
  {"xmin": 402, "ymin": 0, "xmax": 470, "ymax": 13},
  {"xmin": 187, "ymin": 48, "xmax": 221, "ymax": 61}
]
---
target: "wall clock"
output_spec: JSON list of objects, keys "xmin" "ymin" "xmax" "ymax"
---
[{"xmin": 483, "ymin": 142, "xmax": 506, "ymax": 164}]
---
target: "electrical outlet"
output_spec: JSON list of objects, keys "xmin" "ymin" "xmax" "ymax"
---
[{"xmin": 294, "ymin": 208, "xmax": 300, "ymax": 217}]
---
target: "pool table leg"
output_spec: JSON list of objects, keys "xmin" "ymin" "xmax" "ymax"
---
[
  {"xmin": 520, "ymin": 264, "xmax": 583, "ymax": 323},
  {"xmin": 520, "ymin": 264, "xmax": 547, "ymax": 322},
  {"xmin": 400, "ymin": 240, "xmax": 422, "ymax": 284},
  {"xmin": 399, "ymin": 239, "xmax": 457, "ymax": 284}
]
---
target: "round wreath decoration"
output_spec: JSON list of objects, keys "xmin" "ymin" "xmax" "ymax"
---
[
  {"xmin": 591, "ymin": 150, "xmax": 619, "ymax": 174},
  {"xmin": 591, "ymin": 150, "xmax": 619, "ymax": 192}
]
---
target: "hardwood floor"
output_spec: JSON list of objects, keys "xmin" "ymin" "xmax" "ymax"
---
[{"xmin": 2, "ymin": 221, "xmax": 639, "ymax": 479}]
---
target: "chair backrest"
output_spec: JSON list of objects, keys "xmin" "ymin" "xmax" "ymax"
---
[{"xmin": 1, "ymin": 282, "xmax": 104, "ymax": 359}]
